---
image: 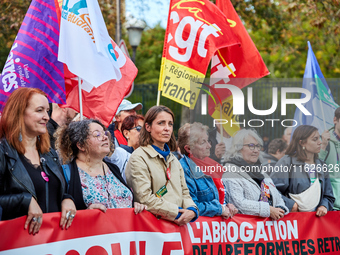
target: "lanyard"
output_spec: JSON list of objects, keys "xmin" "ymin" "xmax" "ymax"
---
[{"xmin": 165, "ymin": 162, "xmax": 171, "ymax": 186}]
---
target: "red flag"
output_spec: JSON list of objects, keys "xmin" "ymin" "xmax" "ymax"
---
[
  {"xmin": 209, "ymin": 0, "xmax": 269, "ymax": 115},
  {"xmin": 57, "ymin": 0, "xmax": 137, "ymax": 127},
  {"xmin": 207, "ymin": 0, "xmax": 269, "ymax": 136},
  {"xmin": 158, "ymin": 0, "xmax": 240, "ymax": 108},
  {"xmin": 65, "ymin": 39, "xmax": 136, "ymax": 127}
]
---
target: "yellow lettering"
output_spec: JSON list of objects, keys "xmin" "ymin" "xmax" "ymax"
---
[{"xmin": 172, "ymin": 0, "xmax": 223, "ymax": 35}]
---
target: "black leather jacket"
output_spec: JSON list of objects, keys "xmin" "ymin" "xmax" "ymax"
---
[{"xmin": 0, "ymin": 138, "xmax": 68, "ymax": 220}]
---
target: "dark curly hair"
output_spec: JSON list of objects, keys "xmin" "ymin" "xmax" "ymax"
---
[{"xmin": 55, "ymin": 119, "xmax": 114, "ymax": 164}]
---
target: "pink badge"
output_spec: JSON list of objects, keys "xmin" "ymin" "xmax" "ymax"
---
[{"xmin": 41, "ymin": 171, "xmax": 49, "ymax": 182}]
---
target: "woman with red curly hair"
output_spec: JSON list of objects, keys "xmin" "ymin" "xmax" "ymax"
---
[{"xmin": 0, "ymin": 88, "xmax": 76, "ymax": 235}]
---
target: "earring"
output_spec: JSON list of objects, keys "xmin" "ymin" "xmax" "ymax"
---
[
  {"xmin": 303, "ymin": 146, "xmax": 305, "ymax": 150},
  {"xmin": 126, "ymin": 137, "xmax": 129, "ymax": 140},
  {"xmin": 37, "ymin": 135, "xmax": 40, "ymax": 142},
  {"xmin": 18, "ymin": 131, "xmax": 22, "ymax": 142}
]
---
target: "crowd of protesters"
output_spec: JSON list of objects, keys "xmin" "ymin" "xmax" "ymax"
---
[{"xmin": 0, "ymin": 87, "xmax": 338, "ymax": 235}]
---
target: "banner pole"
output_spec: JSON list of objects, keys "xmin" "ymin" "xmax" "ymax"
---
[
  {"xmin": 220, "ymin": 104, "xmax": 223, "ymax": 142},
  {"xmin": 157, "ymin": 90, "xmax": 161, "ymax": 106},
  {"xmin": 78, "ymin": 77, "xmax": 83, "ymax": 121},
  {"xmin": 315, "ymin": 78, "xmax": 327, "ymax": 130}
]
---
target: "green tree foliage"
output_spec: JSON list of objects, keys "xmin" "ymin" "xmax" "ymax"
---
[
  {"xmin": 232, "ymin": 0, "xmax": 340, "ymax": 78},
  {"xmin": 126, "ymin": 23, "xmax": 165, "ymax": 85},
  {"xmin": 0, "ymin": 0, "xmax": 30, "ymax": 70}
]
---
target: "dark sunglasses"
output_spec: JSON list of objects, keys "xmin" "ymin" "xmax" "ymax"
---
[{"xmin": 129, "ymin": 125, "xmax": 142, "ymax": 132}]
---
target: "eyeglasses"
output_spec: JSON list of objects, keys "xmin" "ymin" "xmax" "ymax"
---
[
  {"xmin": 129, "ymin": 125, "xmax": 142, "ymax": 132},
  {"xmin": 91, "ymin": 130, "xmax": 110, "ymax": 140},
  {"xmin": 243, "ymin": 143, "xmax": 262, "ymax": 151}
]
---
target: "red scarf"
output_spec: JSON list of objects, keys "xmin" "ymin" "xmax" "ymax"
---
[
  {"xmin": 114, "ymin": 129, "xmax": 128, "ymax": 146},
  {"xmin": 190, "ymin": 155, "xmax": 225, "ymax": 204}
]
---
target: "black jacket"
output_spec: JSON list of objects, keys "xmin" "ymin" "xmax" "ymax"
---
[
  {"xmin": 0, "ymin": 138, "xmax": 69, "ymax": 220},
  {"xmin": 46, "ymin": 118, "xmax": 59, "ymax": 150},
  {"xmin": 67, "ymin": 157, "xmax": 134, "ymax": 210}
]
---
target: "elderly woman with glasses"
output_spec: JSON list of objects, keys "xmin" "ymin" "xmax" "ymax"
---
[
  {"xmin": 55, "ymin": 119, "xmax": 146, "ymax": 213},
  {"xmin": 222, "ymin": 129, "xmax": 288, "ymax": 220},
  {"xmin": 120, "ymin": 115, "xmax": 144, "ymax": 154},
  {"xmin": 177, "ymin": 123, "xmax": 238, "ymax": 219}
]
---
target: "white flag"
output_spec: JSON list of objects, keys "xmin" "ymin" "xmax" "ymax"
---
[{"xmin": 58, "ymin": 0, "xmax": 124, "ymax": 92}]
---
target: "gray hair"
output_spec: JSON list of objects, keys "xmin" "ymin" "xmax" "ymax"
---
[
  {"xmin": 224, "ymin": 129, "xmax": 263, "ymax": 162},
  {"xmin": 178, "ymin": 122, "xmax": 209, "ymax": 156}
]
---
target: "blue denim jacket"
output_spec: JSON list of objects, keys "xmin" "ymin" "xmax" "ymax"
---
[{"xmin": 179, "ymin": 155, "xmax": 223, "ymax": 217}]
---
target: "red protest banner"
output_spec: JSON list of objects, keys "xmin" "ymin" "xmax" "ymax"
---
[
  {"xmin": 158, "ymin": 0, "xmax": 240, "ymax": 108},
  {"xmin": 0, "ymin": 209, "xmax": 339, "ymax": 255}
]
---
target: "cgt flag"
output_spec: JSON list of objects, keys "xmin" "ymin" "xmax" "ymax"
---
[
  {"xmin": 293, "ymin": 41, "xmax": 338, "ymax": 134},
  {"xmin": 58, "ymin": 0, "xmax": 137, "ymax": 126},
  {"xmin": 209, "ymin": 0, "xmax": 269, "ymax": 136},
  {"xmin": 0, "ymin": 0, "xmax": 66, "ymax": 108},
  {"xmin": 158, "ymin": 0, "xmax": 240, "ymax": 109}
]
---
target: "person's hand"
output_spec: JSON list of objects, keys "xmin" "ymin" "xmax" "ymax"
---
[
  {"xmin": 227, "ymin": 203, "xmax": 238, "ymax": 217},
  {"xmin": 291, "ymin": 202, "xmax": 299, "ymax": 212},
  {"xmin": 60, "ymin": 198, "xmax": 77, "ymax": 230},
  {"xmin": 133, "ymin": 202, "xmax": 147, "ymax": 214},
  {"xmin": 25, "ymin": 197, "xmax": 43, "ymax": 235},
  {"xmin": 174, "ymin": 209, "xmax": 195, "ymax": 226},
  {"xmin": 221, "ymin": 205, "xmax": 231, "ymax": 219},
  {"xmin": 270, "ymin": 206, "xmax": 285, "ymax": 220},
  {"xmin": 321, "ymin": 130, "xmax": 330, "ymax": 150},
  {"xmin": 316, "ymin": 206, "xmax": 327, "ymax": 217},
  {"xmin": 215, "ymin": 142, "xmax": 226, "ymax": 159},
  {"xmin": 88, "ymin": 203, "xmax": 107, "ymax": 213}
]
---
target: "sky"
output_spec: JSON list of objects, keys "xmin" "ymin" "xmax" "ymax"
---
[{"xmin": 125, "ymin": 0, "xmax": 170, "ymax": 28}]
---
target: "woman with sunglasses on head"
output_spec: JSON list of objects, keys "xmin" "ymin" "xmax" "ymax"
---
[
  {"xmin": 120, "ymin": 115, "xmax": 144, "ymax": 154},
  {"xmin": 126, "ymin": 106, "xmax": 198, "ymax": 225},
  {"xmin": 55, "ymin": 119, "xmax": 146, "ymax": 214},
  {"xmin": 222, "ymin": 129, "xmax": 288, "ymax": 220},
  {"xmin": 271, "ymin": 125, "xmax": 334, "ymax": 216},
  {"xmin": 0, "ymin": 88, "xmax": 76, "ymax": 235}
]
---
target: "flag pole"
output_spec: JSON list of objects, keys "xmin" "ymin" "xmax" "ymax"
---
[
  {"xmin": 315, "ymin": 77, "xmax": 327, "ymax": 130},
  {"xmin": 78, "ymin": 77, "xmax": 83, "ymax": 120},
  {"xmin": 220, "ymin": 104, "xmax": 223, "ymax": 142},
  {"xmin": 157, "ymin": 90, "xmax": 161, "ymax": 106}
]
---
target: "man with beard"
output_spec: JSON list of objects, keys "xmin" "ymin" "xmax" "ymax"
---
[{"xmin": 47, "ymin": 103, "xmax": 78, "ymax": 149}]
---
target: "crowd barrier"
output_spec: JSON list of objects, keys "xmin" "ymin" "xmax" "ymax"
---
[{"xmin": 0, "ymin": 209, "xmax": 339, "ymax": 255}]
